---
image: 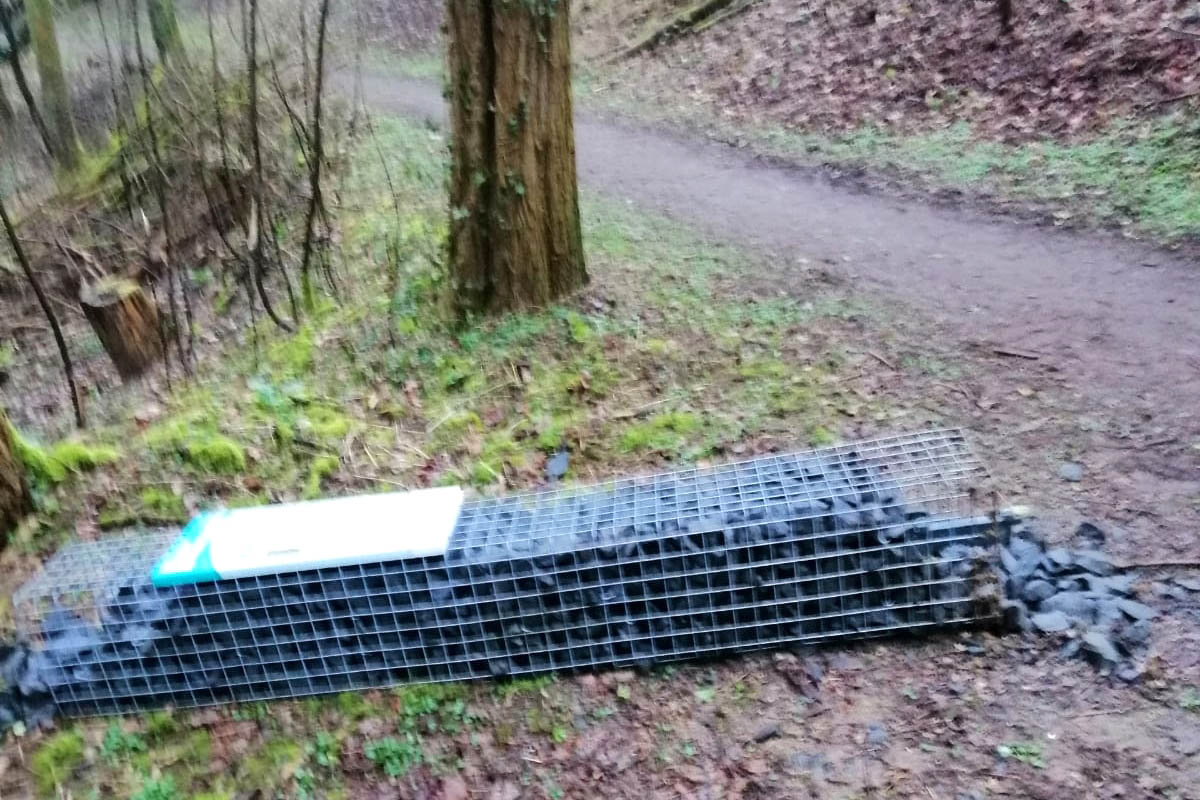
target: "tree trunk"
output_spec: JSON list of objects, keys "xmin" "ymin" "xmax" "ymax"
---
[
  {"xmin": 447, "ymin": 0, "xmax": 587, "ymax": 316},
  {"xmin": 25, "ymin": 0, "xmax": 80, "ymax": 169},
  {"xmin": 147, "ymin": 0, "xmax": 183, "ymax": 63},
  {"xmin": 0, "ymin": 70, "xmax": 12, "ymax": 121},
  {"xmin": 0, "ymin": 408, "xmax": 31, "ymax": 547},
  {"xmin": 80, "ymin": 277, "xmax": 164, "ymax": 379},
  {"xmin": 998, "ymin": 0, "xmax": 1013, "ymax": 34},
  {"xmin": 1, "ymin": 3, "xmax": 54, "ymax": 157}
]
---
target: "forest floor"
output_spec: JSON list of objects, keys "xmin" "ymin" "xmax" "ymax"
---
[{"xmin": 1, "ymin": 1, "xmax": 1199, "ymax": 798}]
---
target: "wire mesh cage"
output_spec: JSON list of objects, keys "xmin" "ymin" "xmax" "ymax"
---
[{"xmin": 13, "ymin": 428, "xmax": 1001, "ymax": 716}]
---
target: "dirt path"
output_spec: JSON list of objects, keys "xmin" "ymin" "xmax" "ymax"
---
[{"xmin": 357, "ymin": 73, "xmax": 1200, "ymax": 409}]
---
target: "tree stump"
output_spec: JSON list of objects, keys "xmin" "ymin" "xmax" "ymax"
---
[
  {"xmin": 80, "ymin": 277, "xmax": 163, "ymax": 379},
  {"xmin": 0, "ymin": 408, "xmax": 31, "ymax": 547}
]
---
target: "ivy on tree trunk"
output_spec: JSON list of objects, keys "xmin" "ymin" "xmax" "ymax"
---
[{"xmin": 447, "ymin": 0, "xmax": 587, "ymax": 316}]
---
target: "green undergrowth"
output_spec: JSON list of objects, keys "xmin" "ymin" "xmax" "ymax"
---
[
  {"xmin": 17, "ymin": 111, "xmax": 875, "ymax": 561},
  {"xmin": 31, "ymin": 729, "xmax": 85, "ymax": 798}
]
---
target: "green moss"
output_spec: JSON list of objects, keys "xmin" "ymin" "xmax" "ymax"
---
[
  {"xmin": 184, "ymin": 436, "xmax": 246, "ymax": 475},
  {"xmin": 468, "ymin": 428, "xmax": 530, "ymax": 487},
  {"xmin": 147, "ymin": 421, "xmax": 247, "ymax": 475},
  {"xmin": 642, "ymin": 338, "xmax": 675, "ymax": 357},
  {"xmin": 143, "ymin": 420, "xmax": 190, "ymax": 452},
  {"xmin": 303, "ymin": 455, "xmax": 339, "ymax": 500},
  {"xmin": 31, "ymin": 730, "xmax": 85, "ymax": 798},
  {"xmin": 266, "ymin": 327, "xmax": 316, "ymax": 377},
  {"xmin": 434, "ymin": 354, "xmax": 478, "ymax": 393},
  {"xmin": 334, "ymin": 691, "xmax": 375, "ymax": 721},
  {"xmin": 97, "ymin": 506, "xmax": 138, "ymax": 530},
  {"xmin": 808, "ymin": 426, "xmax": 837, "ymax": 446},
  {"xmin": 235, "ymin": 739, "xmax": 303, "ymax": 793},
  {"xmin": 557, "ymin": 310, "xmax": 594, "ymax": 344},
  {"xmin": 525, "ymin": 704, "xmax": 571, "ymax": 742},
  {"xmin": 224, "ymin": 493, "xmax": 271, "ymax": 509},
  {"xmin": 145, "ymin": 710, "xmax": 181, "ymax": 740},
  {"xmin": 432, "ymin": 411, "xmax": 482, "ymax": 449},
  {"xmin": 619, "ymin": 411, "xmax": 702, "ymax": 453},
  {"xmin": 11, "ymin": 428, "xmax": 121, "ymax": 485},
  {"xmin": 139, "ymin": 487, "xmax": 187, "ymax": 521},
  {"xmin": 301, "ymin": 406, "xmax": 352, "ymax": 441},
  {"xmin": 140, "ymin": 412, "xmax": 243, "ymax": 474},
  {"xmin": 738, "ymin": 359, "xmax": 791, "ymax": 381},
  {"xmin": 767, "ymin": 383, "xmax": 816, "ymax": 416},
  {"xmin": 394, "ymin": 682, "xmax": 468, "ymax": 717},
  {"xmin": 147, "ymin": 729, "xmax": 213, "ymax": 787},
  {"xmin": 534, "ymin": 417, "xmax": 572, "ymax": 452}
]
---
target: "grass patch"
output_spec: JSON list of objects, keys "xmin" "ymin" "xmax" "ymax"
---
[
  {"xmin": 236, "ymin": 739, "xmax": 303, "ymax": 793},
  {"xmin": 31, "ymin": 730, "xmax": 85, "ymax": 798},
  {"xmin": 620, "ymin": 411, "xmax": 702, "ymax": 454}
]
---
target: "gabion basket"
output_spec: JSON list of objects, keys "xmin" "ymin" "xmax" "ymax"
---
[{"xmin": 13, "ymin": 428, "xmax": 999, "ymax": 716}]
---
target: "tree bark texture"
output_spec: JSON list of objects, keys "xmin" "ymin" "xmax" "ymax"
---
[
  {"xmin": 80, "ymin": 277, "xmax": 163, "ymax": 379},
  {"xmin": 0, "ymin": 408, "xmax": 31, "ymax": 547},
  {"xmin": 25, "ymin": 0, "xmax": 79, "ymax": 169},
  {"xmin": 447, "ymin": 0, "xmax": 587, "ymax": 316}
]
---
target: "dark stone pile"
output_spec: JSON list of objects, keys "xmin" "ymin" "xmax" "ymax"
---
[
  {"xmin": 11, "ymin": 451, "xmax": 998, "ymax": 719},
  {"xmin": 997, "ymin": 521, "xmax": 1154, "ymax": 681},
  {"xmin": 0, "ymin": 643, "xmax": 56, "ymax": 729}
]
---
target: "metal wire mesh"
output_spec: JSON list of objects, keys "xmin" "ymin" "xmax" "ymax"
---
[{"xmin": 13, "ymin": 428, "xmax": 998, "ymax": 716}]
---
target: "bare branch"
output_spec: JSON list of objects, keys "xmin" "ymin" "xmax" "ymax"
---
[{"xmin": 0, "ymin": 194, "xmax": 84, "ymax": 428}]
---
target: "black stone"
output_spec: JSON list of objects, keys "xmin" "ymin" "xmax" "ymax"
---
[
  {"xmin": 1073, "ymin": 522, "xmax": 1106, "ymax": 549},
  {"xmin": 1043, "ymin": 548, "xmax": 1073, "ymax": 574},
  {"xmin": 1003, "ymin": 536, "xmax": 1043, "ymax": 580},
  {"xmin": 1080, "ymin": 630, "xmax": 1121, "ymax": 665},
  {"xmin": 1040, "ymin": 591, "xmax": 1096, "ymax": 621},
  {"xmin": 1030, "ymin": 610, "xmax": 1070, "ymax": 634},
  {"xmin": 1117, "ymin": 599, "xmax": 1156, "ymax": 621},
  {"xmin": 1001, "ymin": 599, "xmax": 1031, "ymax": 633},
  {"xmin": 1072, "ymin": 550, "xmax": 1114, "ymax": 577},
  {"xmin": 1117, "ymin": 619, "xmax": 1151, "ymax": 650},
  {"xmin": 1022, "ymin": 580, "xmax": 1055, "ymax": 605}
]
